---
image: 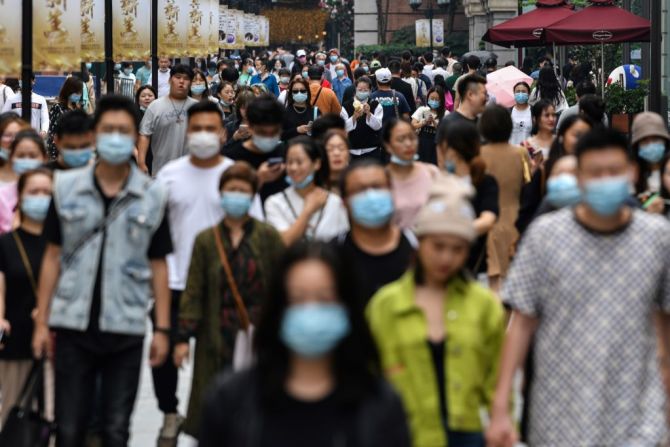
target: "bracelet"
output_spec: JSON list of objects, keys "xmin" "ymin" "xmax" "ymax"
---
[{"xmin": 154, "ymin": 327, "xmax": 171, "ymax": 335}]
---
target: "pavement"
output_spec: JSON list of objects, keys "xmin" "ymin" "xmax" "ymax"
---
[{"xmin": 129, "ymin": 336, "xmax": 197, "ymax": 447}]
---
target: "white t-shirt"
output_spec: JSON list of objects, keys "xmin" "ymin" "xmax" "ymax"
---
[
  {"xmin": 510, "ymin": 106, "xmax": 532, "ymax": 146},
  {"xmin": 148, "ymin": 70, "xmax": 172, "ymax": 98},
  {"xmin": 264, "ymin": 186, "xmax": 349, "ymax": 242},
  {"xmin": 0, "ymin": 85, "xmax": 14, "ymax": 111},
  {"xmin": 1, "ymin": 92, "xmax": 49, "ymax": 133},
  {"xmin": 157, "ymin": 155, "xmax": 234, "ymax": 290}
]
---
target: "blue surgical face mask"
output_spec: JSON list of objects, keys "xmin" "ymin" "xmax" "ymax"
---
[
  {"xmin": 356, "ymin": 90, "xmax": 370, "ymax": 101},
  {"xmin": 252, "ymin": 135, "xmax": 280, "ymax": 153},
  {"xmin": 85, "ymin": 62, "xmax": 93, "ymax": 70},
  {"xmin": 638, "ymin": 142, "xmax": 666, "ymax": 164},
  {"xmin": 21, "ymin": 195, "xmax": 51, "ymax": 222},
  {"xmin": 583, "ymin": 175, "xmax": 630, "ymax": 216},
  {"xmin": 190, "ymin": 84, "xmax": 207, "ymax": 95},
  {"xmin": 285, "ymin": 172, "xmax": 314, "ymax": 190},
  {"xmin": 330, "ymin": 55, "xmax": 339, "ymax": 63},
  {"xmin": 546, "ymin": 173, "xmax": 581, "ymax": 208},
  {"xmin": 292, "ymin": 92, "xmax": 308, "ymax": 103},
  {"xmin": 69, "ymin": 93, "xmax": 82, "ymax": 103},
  {"xmin": 349, "ymin": 188, "xmax": 394, "ymax": 228},
  {"xmin": 390, "ymin": 154, "xmax": 418, "ymax": 166},
  {"xmin": 280, "ymin": 303, "xmax": 350, "ymax": 358},
  {"xmin": 445, "ymin": 160, "xmax": 457, "ymax": 174},
  {"xmin": 62, "ymin": 147, "xmax": 94, "ymax": 168},
  {"xmin": 0, "ymin": 148, "xmax": 10, "ymax": 161},
  {"xmin": 362, "ymin": 66, "xmax": 369, "ymax": 73},
  {"xmin": 12, "ymin": 158, "xmax": 42, "ymax": 174},
  {"xmin": 336, "ymin": 69, "xmax": 345, "ymax": 78},
  {"xmin": 208, "ymin": 69, "xmax": 217, "ymax": 76},
  {"xmin": 123, "ymin": 68, "xmax": 132, "ymax": 75},
  {"xmin": 280, "ymin": 76, "xmax": 291, "ymax": 84},
  {"xmin": 96, "ymin": 133, "xmax": 135, "ymax": 165},
  {"xmin": 302, "ymin": 71, "xmax": 309, "ymax": 79},
  {"xmin": 515, "ymin": 92, "xmax": 529, "ymax": 104},
  {"xmin": 114, "ymin": 63, "xmax": 122, "ymax": 71},
  {"xmin": 317, "ymin": 60, "xmax": 326, "ymax": 67},
  {"xmin": 428, "ymin": 99, "xmax": 440, "ymax": 109},
  {"xmin": 221, "ymin": 191, "xmax": 252, "ymax": 218},
  {"xmin": 246, "ymin": 66, "xmax": 254, "ymax": 75}
]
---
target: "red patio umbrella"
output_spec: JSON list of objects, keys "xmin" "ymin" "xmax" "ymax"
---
[
  {"xmin": 482, "ymin": 0, "xmax": 575, "ymax": 48},
  {"xmin": 543, "ymin": 0, "xmax": 650, "ymax": 94}
]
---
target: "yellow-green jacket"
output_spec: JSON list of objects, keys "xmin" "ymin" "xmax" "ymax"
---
[{"xmin": 366, "ymin": 271, "xmax": 505, "ymax": 447}]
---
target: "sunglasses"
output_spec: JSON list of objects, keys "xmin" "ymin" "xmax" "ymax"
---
[{"xmin": 292, "ymin": 89, "xmax": 308, "ymax": 94}]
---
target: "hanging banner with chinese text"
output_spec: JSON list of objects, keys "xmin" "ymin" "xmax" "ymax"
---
[
  {"xmin": 208, "ymin": 0, "xmax": 218, "ymax": 53},
  {"xmin": 80, "ymin": 0, "xmax": 104, "ymax": 61},
  {"xmin": 34, "ymin": 0, "xmax": 81, "ymax": 71},
  {"xmin": 159, "ymin": 0, "xmax": 188, "ymax": 57},
  {"xmin": 186, "ymin": 0, "xmax": 207, "ymax": 55},
  {"xmin": 0, "ymin": 0, "xmax": 22, "ymax": 76},
  {"xmin": 415, "ymin": 19, "xmax": 444, "ymax": 47},
  {"xmin": 113, "ymin": 0, "xmax": 151, "ymax": 61}
]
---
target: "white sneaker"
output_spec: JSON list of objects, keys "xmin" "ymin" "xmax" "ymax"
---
[{"xmin": 158, "ymin": 413, "xmax": 185, "ymax": 441}]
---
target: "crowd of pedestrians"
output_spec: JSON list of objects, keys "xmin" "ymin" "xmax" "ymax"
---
[{"xmin": 0, "ymin": 45, "xmax": 668, "ymax": 447}]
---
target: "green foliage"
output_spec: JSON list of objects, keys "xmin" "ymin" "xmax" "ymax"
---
[
  {"xmin": 565, "ymin": 86, "xmax": 577, "ymax": 106},
  {"xmin": 390, "ymin": 26, "xmax": 415, "ymax": 45},
  {"xmin": 604, "ymin": 80, "xmax": 648, "ymax": 115}
]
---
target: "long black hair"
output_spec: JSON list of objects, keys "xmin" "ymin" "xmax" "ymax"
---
[
  {"xmin": 545, "ymin": 114, "xmax": 592, "ymax": 181},
  {"xmin": 254, "ymin": 242, "xmax": 381, "ymax": 405},
  {"xmin": 285, "ymin": 135, "xmax": 329, "ymax": 187},
  {"xmin": 535, "ymin": 66, "xmax": 563, "ymax": 107},
  {"xmin": 530, "ymin": 99, "xmax": 554, "ymax": 136}
]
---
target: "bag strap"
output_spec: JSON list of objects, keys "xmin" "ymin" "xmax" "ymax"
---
[
  {"xmin": 16, "ymin": 360, "xmax": 43, "ymax": 411},
  {"xmin": 313, "ymin": 86, "xmax": 324, "ymax": 105},
  {"xmin": 392, "ymin": 90, "xmax": 400, "ymax": 119},
  {"xmin": 12, "ymin": 231, "xmax": 37, "ymax": 297},
  {"xmin": 282, "ymin": 190, "xmax": 327, "ymax": 238},
  {"xmin": 61, "ymin": 193, "xmax": 135, "ymax": 267},
  {"xmin": 212, "ymin": 226, "xmax": 251, "ymax": 330}
]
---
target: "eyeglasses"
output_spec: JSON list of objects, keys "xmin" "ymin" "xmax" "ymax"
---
[{"xmin": 292, "ymin": 89, "xmax": 308, "ymax": 94}]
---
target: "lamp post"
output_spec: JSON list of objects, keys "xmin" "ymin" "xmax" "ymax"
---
[{"xmin": 409, "ymin": 0, "xmax": 450, "ymax": 54}]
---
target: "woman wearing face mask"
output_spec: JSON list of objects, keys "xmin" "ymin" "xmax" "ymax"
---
[
  {"xmin": 535, "ymin": 155, "xmax": 581, "ymax": 217},
  {"xmin": 367, "ymin": 187, "xmax": 504, "ymax": 447},
  {"xmin": 265, "ymin": 136, "xmax": 349, "ymax": 245},
  {"xmin": 282, "ymin": 79, "xmax": 318, "ymax": 141},
  {"xmin": 174, "ymin": 161, "xmax": 284, "ymax": 438},
  {"xmin": 198, "ymin": 241, "xmax": 411, "ymax": 447},
  {"xmin": 382, "ymin": 119, "xmax": 439, "ymax": 230},
  {"xmin": 47, "ymin": 76, "xmax": 84, "ymax": 160},
  {"xmin": 630, "ymin": 112, "xmax": 670, "ymax": 215},
  {"xmin": 238, "ymin": 59, "xmax": 255, "ymax": 87},
  {"xmin": 340, "ymin": 76, "xmax": 384, "ymax": 161},
  {"xmin": 271, "ymin": 58, "xmax": 286, "ymax": 82},
  {"xmin": 0, "ymin": 130, "xmax": 47, "ymax": 235},
  {"xmin": 517, "ymin": 115, "xmax": 592, "ymax": 235},
  {"xmin": 437, "ymin": 120, "xmax": 499, "ymax": 279},
  {"xmin": 411, "ymin": 87, "xmax": 448, "ymax": 166},
  {"xmin": 0, "ymin": 116, "xmax": 30, "ymax": 185},
  {"xmin": 190, "ymin": 70, "xmax": 217, "ymax": 103},
  {"xmin": 225, "ymin": 90, "xmax": 255, "ymax": 147},
  {"xmin": 522, "ymin": 100, "xmax": 556, "ymax": 169},
  {"xmin": 323, "ymin": 130, "xmax": 350, "ymax": 194},
  {"xmin": 0, "ymin": 168, "xmax": 52, "ymax": 426},
  {"xmin": 216, "ymin": 81, "xmax": 236, "ymax": 122},
  {"xmin": 277, "ymin": 68, "xmax": 292, "ymax": 93},
  {"xmin": 510, "ymin": 81, "xmax": 532, "ymax": 145}
]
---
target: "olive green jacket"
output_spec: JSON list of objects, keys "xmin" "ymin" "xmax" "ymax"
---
[
  {"xmin": 366, "ymin": 271, "xmax": 505, "ymax": 447},
  {"xmin": 178, "ymin": 219, "xmax": 284, "ymax": 436}
]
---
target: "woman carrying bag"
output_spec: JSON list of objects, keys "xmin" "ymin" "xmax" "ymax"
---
[
  {"xmin": 0, "ymin": 168, "xmax": 52, "ymax": 428},
  {"xmin": 174, "ymin": 161, "xmax": 284, "ymax": 439}
]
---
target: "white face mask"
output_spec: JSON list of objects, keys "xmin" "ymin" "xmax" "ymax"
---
[{"xmin": 186, "ymin": 131, "xmax": 220, "ymax": 159}]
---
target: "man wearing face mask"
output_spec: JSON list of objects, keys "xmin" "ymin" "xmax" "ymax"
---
[
  {"xmin": 135, "ymin": 57, "xmax": 152, "ymax": 90},
  {"xmin": 223, "ymin": 96, "xmax": 287, "ymax": 202},
  {"xmin": 331, "ymin": 160, "xmax": 416, "ymax": 302},
  {"xmin": 315, "ymin": 53, "xmax": 332, "ymax": 83},
  {"xmin": 138, "ymin": 64, "xmax": 197, "ymax": 176},
  {"xmin": 331, "ymin": 63, "xmax": 352, "ymax": 105},
  {"xmin": 152, "ymin": 101, "xmax": 233, "ymax": 442},
  {"xmin": 488, "ymin": 128, "xmax": 670, "ymax": 447},
  {"xmin": 46, "ymin": 110, "xmax": 95, "ymax": 171},
  {"xmin": 33, "ymin": 95, "xmax": 172, "ymax": 447},
  {"xmin": 147, "ymin": 57, "xmax": 173, "ymax": 98}
]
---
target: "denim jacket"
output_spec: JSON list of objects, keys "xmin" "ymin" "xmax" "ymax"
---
[{"xmin": 49, "ymin": 164, "xmax": 168, "ymax": 335}]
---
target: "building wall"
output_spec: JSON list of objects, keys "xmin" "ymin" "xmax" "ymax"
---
[
  {"xmin": 463, "ymin": 0, "xmax": 518, "ymax": 63},
  {"xmin": 354, "ymin": 0, "xmax": 468, "ymax": 48}
]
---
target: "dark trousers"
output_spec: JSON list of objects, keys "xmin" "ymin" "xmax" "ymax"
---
[
  {"xmin": 54, "ymin": 332, "xmax": 143, "ymax": 447},
  {"xmin": 151, "ymin": 289, "xmax": 181, "ymax": 414},
  {"xmin": 349, "ymin": 148, "xmax": 383, "ymax": 163}
]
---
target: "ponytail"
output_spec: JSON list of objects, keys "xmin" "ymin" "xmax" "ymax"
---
[{"xmin": 469, "ymin": 155, "xmax": 486, "ymax": 186}]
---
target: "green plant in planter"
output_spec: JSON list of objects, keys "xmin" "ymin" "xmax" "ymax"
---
[{"xmin": 605, "ymin": 80, "xmax": 648, "ymax": 115}]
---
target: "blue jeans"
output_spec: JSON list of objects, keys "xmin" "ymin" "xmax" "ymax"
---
[
  {"xmin": 54, "ymin": 330, "xmax": 143, "ymax": 447},
  {"xmin": 448, "ymin": 430, "xmax": 485, "ymax": 447}
]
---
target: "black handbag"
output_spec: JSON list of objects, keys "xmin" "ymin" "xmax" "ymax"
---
[{"xmin": 0, "ymin": 360, "xmax": 54, "ymax": 446}]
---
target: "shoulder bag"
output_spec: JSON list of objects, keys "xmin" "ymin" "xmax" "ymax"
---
[{"xmin": 212, "ymin": 226, "xmax": 254, "ymax": 371}]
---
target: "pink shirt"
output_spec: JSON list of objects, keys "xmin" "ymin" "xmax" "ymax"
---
[
  {"xmin": 391, "ymin": 163, "xmax": 439, "ymax": 230},
  {"xmin": 0, "ymin": 182, "xmax": 17, "ymax": 234}
]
